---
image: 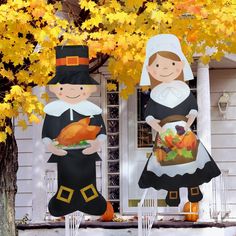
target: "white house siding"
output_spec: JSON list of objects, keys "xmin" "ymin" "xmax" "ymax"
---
[
  {"xmin": 210, "ymin": 69, "xmax": 236, "ymax": 218},
  {"xmin": 15, "ymin": 120, "xmax": 33, "ymax": 220},
  {"xmin": 15, "ymin": 73, "xmax": 105, "ymax": 221}
]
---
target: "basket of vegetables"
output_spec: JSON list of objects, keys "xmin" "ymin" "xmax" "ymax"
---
[{"xmin": 154, "ymin": 125, "xmax": 199, "ymax": 166}]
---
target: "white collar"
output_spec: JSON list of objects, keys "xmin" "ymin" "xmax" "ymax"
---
[
  {"xmin": 44, "ymin": 100, "xmax": 102, "ymax": 117},
  {"xmin": 150, "ymin": 81, "xmax": 190, "ymax": 108}
]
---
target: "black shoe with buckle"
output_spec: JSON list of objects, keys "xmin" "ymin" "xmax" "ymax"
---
[
  {"xmin": 188, "ymin": 186, "xmax": 203, "ymax": 202},
  {"xmin": 165, "ymin": 189, "xmax": 180, "ymax": 206}
]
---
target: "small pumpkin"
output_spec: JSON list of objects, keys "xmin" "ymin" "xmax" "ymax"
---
[
  {"xmin": 183, "ymin": 201, "xmax": 199, "ymax": 222},
  {"xmin": 100, "ymin": 201, "xmax": 114, "ymax": 222},
  {"xmin": 176, "ymin": 131, "xmax": 197, "ymax": 150},
  {"xmin": 164, "ymin": 135, "xmax": 174, "ymax": 148}
]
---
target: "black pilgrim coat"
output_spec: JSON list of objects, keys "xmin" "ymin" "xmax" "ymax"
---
[{"xmin": 42, "ymin": 100, "xmax": 107, "ymax": 216}]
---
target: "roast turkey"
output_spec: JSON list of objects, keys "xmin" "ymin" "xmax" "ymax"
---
[{"xmin": 55, "ymin": 117, "xmax": 101, "ymax": 146}]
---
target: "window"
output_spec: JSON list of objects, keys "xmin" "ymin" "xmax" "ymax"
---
[
  {"xmin": 188, "ymin": 77, "xmax": 197, "ymax": 132},
  {"xmin": 137, "ymin": 89, "xmax": 152, "ymax": 148},
  {"xmin": 106, "ymin": 80, "xmax": 120, "ymax": 212}
]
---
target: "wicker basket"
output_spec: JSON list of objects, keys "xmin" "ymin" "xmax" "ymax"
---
[
  {"xmin": 153, "ymin": 134, "xmax": 199, "ymax": 166},
  {"xmin": 153, "ymin": 115, "xmax": 199, "ymax": 166}
]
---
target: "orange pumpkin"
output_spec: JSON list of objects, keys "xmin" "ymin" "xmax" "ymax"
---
[
  {"xmin": 183, "ymin": 202, "xmax": 199, "ymax": 222},
  {"xmin": 176, "ymin": 132, "xmax": 197, "ymax": 150},
  {"xmin": 100, "ymin": 201, "xmax": 114, "ymax": 222},
  {"xmin": 164, "ymin": 135, "xmax": 174, "ymax": 147}
]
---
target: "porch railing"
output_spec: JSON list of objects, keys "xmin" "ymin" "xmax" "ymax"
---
[
  {"xmin": 138, "ymin": 188, "xmax": 158, "ymax": 236},
  {"xmin": 211, "ymin": 169, "xmax": 230, "ymax": 221},
  {"xmin": 44, "ymin": 169, "xmax": 57, "ymax": 221},
  {"xmin": 220, "ymin": 170, "xmax": 230, "ymax": 220},
  {"xmin": 65, "ymin": 211, "xmax": 84, "ymax": 236}
]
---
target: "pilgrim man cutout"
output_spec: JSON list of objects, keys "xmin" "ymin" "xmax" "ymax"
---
[
  {"xmin": 42, "ymin": 45, "xmax": 107, "ymax": 216},
  {"xmin": 138, "ymin": 34, "xmax": 221, "ymax": 206}
]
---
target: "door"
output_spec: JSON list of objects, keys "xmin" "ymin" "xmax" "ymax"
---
[{"xmin": 121, "ymin": 88, "xmax": 167, "ymax": 214}]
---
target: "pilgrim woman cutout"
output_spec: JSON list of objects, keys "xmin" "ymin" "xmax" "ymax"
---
[
  {"xmin": 42, "ymin": 45, "xmax": 107, "ymax": 216},
  {"xmin": 138, "ymin": 34, "xmax": 221, "ymax": 206}
]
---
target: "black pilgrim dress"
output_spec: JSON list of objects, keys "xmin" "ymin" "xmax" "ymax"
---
[{"xmin": 138, "ymin": 90, "xmax": 221, "ymax": 191}]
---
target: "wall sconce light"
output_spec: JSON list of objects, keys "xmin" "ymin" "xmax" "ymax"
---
[{"xmin": 218, "ymin": 92, "xmax": 230, "ymax": 119}]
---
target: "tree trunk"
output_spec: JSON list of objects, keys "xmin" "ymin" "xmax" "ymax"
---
[{"xmin": 0, "ymin": 119, "xmax": 18, "ymax": 236}]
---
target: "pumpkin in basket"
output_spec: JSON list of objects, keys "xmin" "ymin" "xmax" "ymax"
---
[
  {"xmin": 183, "ymin": 201, "xmax": 199, "ymax": 222},
  {"xmin": 176, "ymin": 131, "xmax": 197, "ymax": 150},
  {"xmin": 164, "ymin": 135, "xmax": 174, "ymax": 148},
  {"xmin": 100, "ymin": 201, "xmax": 114, "ymax": 221}
]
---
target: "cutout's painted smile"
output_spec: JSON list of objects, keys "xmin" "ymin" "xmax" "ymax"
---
[
  {"xmin": 66, "ymin": 95, "xmax": 81, "ymax": 99},
  {"xmin": 160, "ymin": 73, "xmax": 173, "ymax": 77}
]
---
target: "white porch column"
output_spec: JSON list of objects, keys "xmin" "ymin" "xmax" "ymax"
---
[
  {"xmin": 31, "ymin": 86, "xmax": 47, "ymax": 222},
  {"xmin": 196, "ymin": 61, "xmax": 213, "ymax": 222}
]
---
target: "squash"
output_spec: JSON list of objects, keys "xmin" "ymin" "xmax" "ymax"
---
[
  {"xmin": 183, "ymin": 202, "xmax": 199, "ymax": 222},
  {"xmin": 164, "ymin": 135, "xmax": 174, "ymax": 148},
  {"xmin": 155, "ymin": 148, "xmax": 166, "ymax": 162},
  {"xmin": 176, "ymin": 131, "xmax": 197, "ymax": 150},
  {"xmin": 100, "ymin": 201, "xmax": 114, "ymax": 222}
]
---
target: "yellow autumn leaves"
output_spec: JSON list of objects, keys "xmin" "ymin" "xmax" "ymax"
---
[
  {"xmin": 79, "ymin": 0, "xmax": 236, "ymax": 98},
  {"xmin": 2, "ymin": 85, "xmax": 43, "ymax": 125},
  {"xmin": 0, "ymin": 0, "xmax": 73, "ymax": 141},
  {"xmin": 0, "ymin": 0, "xmax": 236, "ymax": 142}
]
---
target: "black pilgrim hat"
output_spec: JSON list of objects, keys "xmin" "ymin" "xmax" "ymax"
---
[{"xmin": 48, "ymin": 45, "xmax": 99, "ymax": 85}]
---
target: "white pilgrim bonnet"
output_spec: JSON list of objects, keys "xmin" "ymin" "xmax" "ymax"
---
[{"xmin": 140, "ymin": 34, "xmax": 194, "ymax": 86}]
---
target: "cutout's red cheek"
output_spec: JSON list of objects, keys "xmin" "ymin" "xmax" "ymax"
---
[{"xmin": 59, "ymin": 92, "xmax": 62, "ymax": 96}]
